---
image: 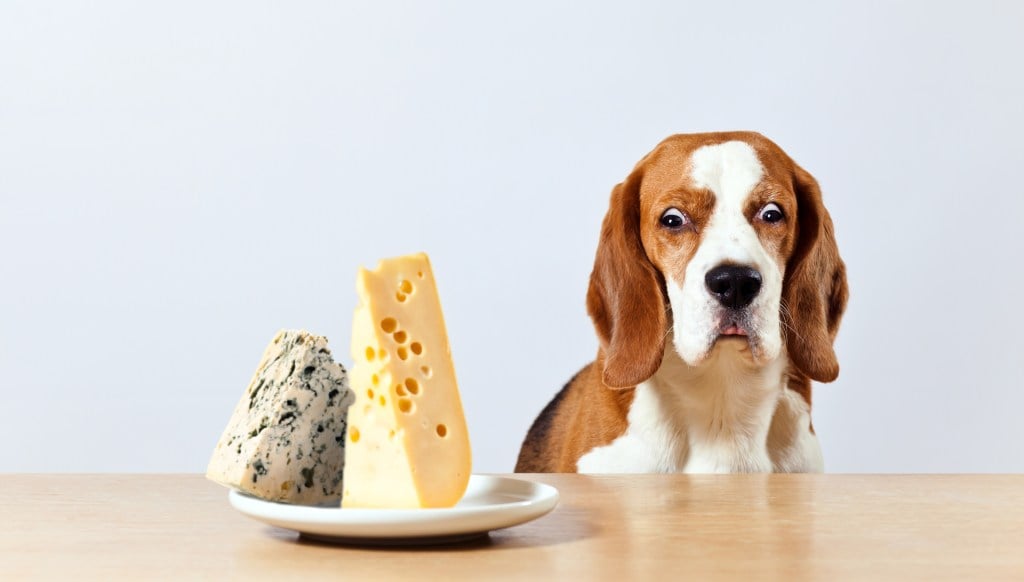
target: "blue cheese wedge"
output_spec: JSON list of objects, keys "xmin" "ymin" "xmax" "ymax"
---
[{"xmin": 206, "ymin": 330, "xmax": 354, "ymax": 504}]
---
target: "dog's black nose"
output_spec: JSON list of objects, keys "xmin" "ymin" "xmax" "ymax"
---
[{"xmin": 705, "ymin": 265, "xmax": 762, "ymax": 309}]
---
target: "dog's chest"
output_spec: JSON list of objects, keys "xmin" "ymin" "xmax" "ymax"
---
[{"xmin": 576, "ymin": 358, "xmax": 822, "ymax": 474}]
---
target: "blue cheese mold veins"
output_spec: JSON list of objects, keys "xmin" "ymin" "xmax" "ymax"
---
[{"xmin": 206, "ymin": 330, "xmax": 355, "ymax": 504}]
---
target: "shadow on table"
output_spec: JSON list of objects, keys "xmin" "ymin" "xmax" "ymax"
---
[{"xmin": 256, "ymin": 501, "xmax": 597, "ymax": 552}]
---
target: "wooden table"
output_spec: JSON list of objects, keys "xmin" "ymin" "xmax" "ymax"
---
[{"xmin": 2, "ymin": 474, "xmax": 1022, "ymax": 580}]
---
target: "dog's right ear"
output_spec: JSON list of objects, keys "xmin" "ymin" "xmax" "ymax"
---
[{"xmin": 586, "ymin": 166, "xmax": 668, "ymax": 389}]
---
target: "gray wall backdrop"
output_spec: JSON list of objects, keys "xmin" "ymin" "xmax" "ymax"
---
[{"xmin": 3, "ymin": 1, "xmax": 1023, "ymax": 472}]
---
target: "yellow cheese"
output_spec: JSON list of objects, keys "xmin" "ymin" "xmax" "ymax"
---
[{"xmin": 341, "ymin": 252, "xmax": 471, "ymax": 508}]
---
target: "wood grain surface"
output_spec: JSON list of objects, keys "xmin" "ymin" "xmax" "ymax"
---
[{"xmin": 2, "ymin": 474, "xmax": 1022, "ymax": 580}]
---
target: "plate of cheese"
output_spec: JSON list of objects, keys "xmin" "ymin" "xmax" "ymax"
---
[
  {"xmin": 228, "ymin": 474, "xmax": 559, "ymax": 543},
  {"xmin": 207, "ymin": 252, "xmax": 558, "ymax": 544}
]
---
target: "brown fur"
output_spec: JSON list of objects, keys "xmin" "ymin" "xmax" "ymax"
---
[
  {"xmin": 515, "ymin": 132, "xmax": 848, "ymax": 473},
  {"xmin": 514, "ymin": 361, "xmax": 634, "ymax": 472}
]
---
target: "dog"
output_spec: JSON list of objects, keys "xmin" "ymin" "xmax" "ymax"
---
[{"xmin": 515, "ymin": 132, "xmax": 848, "ymax": 473}]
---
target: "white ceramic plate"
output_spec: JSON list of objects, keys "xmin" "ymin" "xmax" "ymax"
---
[{"xmin": 228, "ymin": 475, "xmax": 559, "ymax": 544}]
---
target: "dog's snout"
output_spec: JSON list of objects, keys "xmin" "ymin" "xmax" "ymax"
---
[{"xmin": 705, "ymin": 265, "xmax": 762, "ymax": 309}]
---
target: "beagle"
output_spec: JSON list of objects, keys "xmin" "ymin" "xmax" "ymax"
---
[{"xmin": 516, "ymin": 132, "xmax": 848, "ymax": 474}]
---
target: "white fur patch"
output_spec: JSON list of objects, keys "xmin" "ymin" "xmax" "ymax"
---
[
  {"xmin": 674, "ymin": 141, "xmax": 784, "ymax": 366},
  {"xmin": 576, "ymin": 344, "xmax": 822, "ymax": 474},
  {"xmin": 767, "ymin": 388, "xmax": 824, "ymax": 472}
]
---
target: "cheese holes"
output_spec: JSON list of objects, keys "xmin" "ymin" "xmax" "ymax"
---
[
  {"xmin": 397, "ymin": 347, "xmax": 408, "ymax": 361},
  {"xmin": 379, "ymin": 395, "xmax": 386, "ymax": 407},
  {"xmin": 349, "ymin": 427, "xmax": 360, "ymax": 443},
  {"xmin": 404, "ymin": 378, "xmax": 419, "ymax": 395},
  {"xmin": 367, "ymin": 389, "xmax": 374, "ymax": 400},
  {"xmin": 371, "ymin": 374, "xmax": 379, "ymax": 386},
  {"xmin": 398, "ymin": 398, "xmax": 413, "ymax": 413},
  {"xmin": 420, "ymin": 366, "xmax": 432, "ymax": 378},
  {"xmin": 396, "ymin": 280, "xmax": 414, "ymax": 302},
  {"xmin": 417, "ymin": 271, "xmax": 424, "ymax": 279},
  {"xmin": 365, "ymin": 346, "xmax": 376, "ymax": 361},
  {"xmin": 410, "ymin": 342, "xmax": 422, "ymax": 355},
  {"xmin": 394, "ymin": 330, "xmax": 408, "ymax": 344},
  {"xmin": 381, "ymin": 318, "xmax": 397, "ymax": 333},
  {"xmin": 436, "ymin": 424, "xmax": 447, "ymax": 438},
  {"xmin": 395, "ymin": 383, "xmax": 407, "ymax": 396}
]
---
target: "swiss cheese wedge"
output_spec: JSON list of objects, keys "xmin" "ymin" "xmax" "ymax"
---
[{"xmin": 341, "ymin": 253, "xmax": 471, "ymax": 508}]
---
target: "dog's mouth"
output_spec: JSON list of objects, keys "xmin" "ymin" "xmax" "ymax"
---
[
  {"xmin": 716, "ymin": 318, "xmax": 750, "ymax": 340},
  {"xmin": 712, "ymin": 318, "xmax": 763, "ymax": 358},
  {"xmin": 719, "ymin": 323, "xmax": 748, "ymax": 337}
]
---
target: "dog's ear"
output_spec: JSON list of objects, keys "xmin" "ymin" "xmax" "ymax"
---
[
  {"xmin": 782, "ymin": 165, "xmax": 849, "ymax": 382},
  {"xmin": 586, "ymin": 166, "xmax": 668, "ymax": 389}
]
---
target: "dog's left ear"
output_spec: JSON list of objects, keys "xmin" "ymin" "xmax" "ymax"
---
[{"xmin": 782, "ymin": 165, "xmax": 849, "ymax": 382}]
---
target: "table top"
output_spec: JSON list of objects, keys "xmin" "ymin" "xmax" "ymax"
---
[{"xmin": 3, "ymin": 474, "xmax": 1023, "ymax": 580}]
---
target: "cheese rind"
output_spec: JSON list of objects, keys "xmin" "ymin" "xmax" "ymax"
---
[
  {"xmin": 341, "ymin": 253, "xmax": 472, "ymax": 508},
  {"xmin": 206, "ymin": 330, "xmax": 354, "ymax": 504}
]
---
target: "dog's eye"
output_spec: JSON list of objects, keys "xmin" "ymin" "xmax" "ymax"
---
[
  {"xmin": 660, "ymin": 208, "xmax": 688, "ymax": 230},
  {"xmin": 758, "ymin": 203, "xmax": 784, "ymax": 223}
]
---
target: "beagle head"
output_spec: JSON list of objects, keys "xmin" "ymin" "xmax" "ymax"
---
[{"xmin": 587, "ymin": 132, "xmax": 848, "ymax": 388}]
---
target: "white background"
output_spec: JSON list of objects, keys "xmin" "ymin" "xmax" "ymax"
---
[{"xmin": 3, "ymin": 1, "xmax": 1023, "ymax": 473}]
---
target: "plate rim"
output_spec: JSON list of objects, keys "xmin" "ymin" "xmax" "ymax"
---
[{"xmin": 227, "ymin": 474, "xmax": 559, "ymax": 540}]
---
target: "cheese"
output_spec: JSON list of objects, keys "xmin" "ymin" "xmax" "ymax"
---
[
  {"xmin": 341, "ymin": 253, "xmax": 472, "ymax": 508},
  {"xmin": 206, "ymin": 330, "xmax": 354, "ymax": 504}
]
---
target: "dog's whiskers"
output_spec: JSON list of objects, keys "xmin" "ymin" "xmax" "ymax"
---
[{"xmin": 778, "ymin": 300, "xmax": 805, "ymax": 343}]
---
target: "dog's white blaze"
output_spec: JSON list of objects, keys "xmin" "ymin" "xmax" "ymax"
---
[{"xmin": 675, "ymin": 141, "xmax": 784, "ymax": 365}]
